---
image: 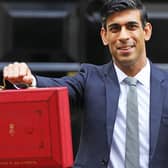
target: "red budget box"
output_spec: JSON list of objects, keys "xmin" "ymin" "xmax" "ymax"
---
[{"xmin": 0, "ymin": 87, "xmax": 73, "ymax": 168}]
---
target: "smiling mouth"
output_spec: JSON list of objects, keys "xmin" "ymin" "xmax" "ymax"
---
[
  {"xmin": 117, "ymin": 45, "xmax": 135, "ymax": 50},
  {"xmin": 116, "ymin": 45, "xmax": 135, "ymax": 56}
]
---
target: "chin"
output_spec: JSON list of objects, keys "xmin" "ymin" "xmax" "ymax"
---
[{"xmin": 118, "ymin": 58, "xmax": 137, "ymax": 67}]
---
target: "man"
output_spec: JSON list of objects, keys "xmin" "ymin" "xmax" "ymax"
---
[{"xmin": 3, "ymin": 0, "xmax": 168, "ymax": 167}]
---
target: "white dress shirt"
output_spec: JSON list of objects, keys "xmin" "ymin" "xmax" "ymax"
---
[{"xmin": 108, "ymin": 59, "xmax": 150, "ymax": 168}]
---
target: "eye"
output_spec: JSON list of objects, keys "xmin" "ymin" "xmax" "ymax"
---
[
  {"xmin": 126, "ymin": 22, "xmax": 139, "ymax": 30},
  {"xmin": 108, "ymin": 24, "xmax": 121, "ymax": 33}
]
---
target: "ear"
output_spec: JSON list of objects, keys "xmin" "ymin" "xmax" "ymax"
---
[
  {"xmin": 144, "ymin": 22, "xmax": 152, "ymax": 41},
  {"xmin": 100, "ymin": 27, "xmax": 109, "ymax": 46}
]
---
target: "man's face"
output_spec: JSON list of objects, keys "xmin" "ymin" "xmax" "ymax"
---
[{"xmin": 101, "ymin": 9, "xmax": 152, "ymax": 73}]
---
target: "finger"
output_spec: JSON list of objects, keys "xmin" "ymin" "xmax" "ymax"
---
[
  {"xmin": 22, "ymin": 72, "xmax": 34, "ymax": 85},
  {"xmin": 21, "ymin": 63, "xmax": 33, "ymax": 84},
  {"xmin": 3, "ymin": 63, "xmax": 19, "ymax": 80},
  {"xmin": 3, "ymin": 66, "xmax": 9, "ymax": 79},
  {"xmin": 10, "ymin": 62, "xmax": 20, "ymax": 78},
  {"xmin": 18, "ymin": 62, "xmax": 30, "ymax": 76}
]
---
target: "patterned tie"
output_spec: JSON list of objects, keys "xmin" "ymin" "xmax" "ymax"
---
[{"xmin": 124, "ymin": 77, "xmax": 139, "ymax": 168}]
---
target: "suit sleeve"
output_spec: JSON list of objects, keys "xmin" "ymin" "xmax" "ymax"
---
[{"xmin": 35, "ymin": 64, "xmax": 88, "ymax": 103}]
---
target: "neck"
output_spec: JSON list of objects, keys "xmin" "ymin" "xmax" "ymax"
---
[{"xmin": 115, "ymin": 58, "xmax": 147, "ymax": 77}]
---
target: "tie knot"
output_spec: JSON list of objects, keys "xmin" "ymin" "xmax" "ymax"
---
[{"xmin": 124, "ymin": 77, "xmax": 137, "ymax": 86}]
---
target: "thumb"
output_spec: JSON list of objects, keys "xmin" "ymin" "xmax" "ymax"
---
[{"xmin": 22, "ymin": 70, "xmax": 34, "ymax": 85}]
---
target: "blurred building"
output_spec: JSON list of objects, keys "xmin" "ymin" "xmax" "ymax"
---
[{"xmin": 0, "ymin": 0, "xmax": 168, "ymax": 66}]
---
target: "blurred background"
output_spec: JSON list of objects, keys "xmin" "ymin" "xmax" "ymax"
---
[{"xmin": 0, "ymin": 0, "xmax": 167, "ymax": 157}]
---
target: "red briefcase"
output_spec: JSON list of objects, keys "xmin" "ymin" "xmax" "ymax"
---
[{"xmin": 0, "ymin": 87, "xmax": 73, "ymax": 168}]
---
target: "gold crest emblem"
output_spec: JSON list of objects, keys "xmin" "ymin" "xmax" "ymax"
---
[{"xmin": 9, "ymin": 123, "xmax": 15, "ymax": 136}]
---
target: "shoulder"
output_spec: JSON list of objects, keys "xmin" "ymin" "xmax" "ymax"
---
[
  {"xmin": 151, "ymin": 63, "xmax": 168, "ymax": 87},
  {"xmin": 80, "ymin": 63, "xmax": 104, "ymax": 70},
  {"xmin": 79, "ymin": 62, "xmax": 112, "ymax": 74},
  {"xmin": 152, "ymin": 63, "xmax": 168, "ymax": 78}
]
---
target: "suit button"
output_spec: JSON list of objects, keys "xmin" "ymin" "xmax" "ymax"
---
[{"xmin": 101, "ymin": 159, "xmax": 108, "ymax": 166}]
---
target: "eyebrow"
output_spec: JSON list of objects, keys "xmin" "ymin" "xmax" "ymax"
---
[
  {"xmin": 107, "ymin": 21, "xmax": 139, "ymax": 29},
  {"xmin": 126, "ymin": 21, "xmax": 139, "ymax": 25}
]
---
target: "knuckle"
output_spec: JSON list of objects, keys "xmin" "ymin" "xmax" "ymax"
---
[
  {"xmin": 20, "ymin": 62, "xmax": 27, "ymax": 67},
  {"xmin": 14, "ymin": 62, "xmax": 19, "ymax": 65}
]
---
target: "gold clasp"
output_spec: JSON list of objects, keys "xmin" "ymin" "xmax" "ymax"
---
[{"xmin": 0, "ymin": 78, "xmax": 6, "ymax": 90}]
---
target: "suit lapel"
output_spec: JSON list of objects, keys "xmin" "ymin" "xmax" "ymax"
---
[
  {"xmin": 103, "ymin": 62, "xmax": 120, "ymax": 148},
  {"xmin": 149, "ymin": 64, "xmax": 165, "ymax": 160}
]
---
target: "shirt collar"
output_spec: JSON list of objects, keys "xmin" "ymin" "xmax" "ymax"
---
[{"xmin": 114, "ymin": 59, "xmax": 150, "ymax": 89}]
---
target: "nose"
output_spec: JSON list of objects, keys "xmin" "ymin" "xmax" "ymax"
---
[{"xmin": 118, "ymin": 27, "xmax": 130, "ymax": 41}]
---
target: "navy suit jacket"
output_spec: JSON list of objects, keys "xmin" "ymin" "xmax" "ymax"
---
[{"xmin": 36, "ymin": 61, "xmax": 168, "ymax": 168}]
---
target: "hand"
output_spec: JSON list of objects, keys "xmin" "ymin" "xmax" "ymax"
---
[{"xmin": 3, "ymin": 62, "xmax": 33, "ymax": 85}]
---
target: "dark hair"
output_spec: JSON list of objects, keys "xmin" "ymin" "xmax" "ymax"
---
[{"xmin": 100, "ymin": 0, "xmax": 148, "ymax": 28}]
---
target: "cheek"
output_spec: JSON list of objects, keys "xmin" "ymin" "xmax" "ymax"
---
[
  {"xmin": 136, "ymin": 31, "xmax": 146, "ymax": 42},
  {"xmin": 110, "ymin": 44, "xmax": 116, "ymax": 52},
  {"xmin": 108, "ymin": 44, "xmax": 118, "ymax": 58},
  {"xmin": 132, "ymin": 32, "xmax": 145, "ymax": 47},
  {"xmin": 137, "ymin": 36, "xmax": 146, "ymax": 48},
  {"xmin": 106, "ymin": 35, "xmax": 117, "ymax": 48}
]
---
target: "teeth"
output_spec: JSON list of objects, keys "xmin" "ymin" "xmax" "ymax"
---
[
  {"xmin": 118, "ymin": 46, "xmax": 133, "ymax": 50},
  {"xmin": 120, "ymin": 47, "xmax": 131, "ymax": 50}
]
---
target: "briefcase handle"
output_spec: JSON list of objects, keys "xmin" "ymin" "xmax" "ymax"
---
[{"xmin": 0, "ymin": 78, "xmax": 6, "ymax": 90}]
